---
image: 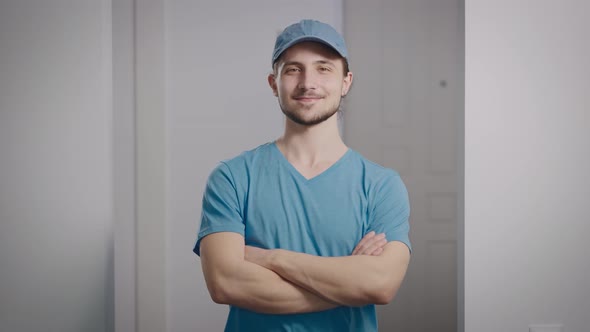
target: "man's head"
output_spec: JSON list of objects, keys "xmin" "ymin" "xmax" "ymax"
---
[
  {"xmin": 271, "ymin": 19, "xmax": 350, "ymax": 75},
  {"xmin": 269, "ymin": 20, "xmax": 353, "ymax": 126}
]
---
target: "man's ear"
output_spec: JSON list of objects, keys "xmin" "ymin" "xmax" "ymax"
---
[
  {"xmin": 268, "ymin": 73, "xmax": 278, "ymax": 97},
  {"xmin": 342, "ymin": 71, "xmax": 353, "ymax": 97}
]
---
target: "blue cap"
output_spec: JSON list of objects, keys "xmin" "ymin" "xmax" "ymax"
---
[{"xmin": 272, "ymin": 19, "xmax": 348, "ymax": 65}]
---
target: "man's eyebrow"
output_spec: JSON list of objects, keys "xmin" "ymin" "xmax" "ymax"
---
[
  {"xmin": 281, "ymin": 60, "xmax": 337, "ymax": 67},
  {"xmin": 281, "ymin": 61, "xmax": 303, "ymax": 67},
  {"xmin": 314, "ymin": 60, "xmax": 336, "ymax": 66}
]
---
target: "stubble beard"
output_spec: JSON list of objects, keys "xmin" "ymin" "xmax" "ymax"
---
[{"xmin": 279, "ymin": 98, "xmax": 342, "ymax": 127}]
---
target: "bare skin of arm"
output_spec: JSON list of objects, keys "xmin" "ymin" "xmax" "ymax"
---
[
  {"xmin": 199, "ymin": 231, "xmax": 387, "ymax": 314},
  {"xmin": 245, "ymin": 240, "xmax": 410, "ymax": 307}
]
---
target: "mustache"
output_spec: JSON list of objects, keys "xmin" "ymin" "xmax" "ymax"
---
[{"xmin": 292, "ymin": 93, "xmax": 324, "ymax": 99}]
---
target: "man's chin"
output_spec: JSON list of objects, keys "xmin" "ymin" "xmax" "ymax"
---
[{"xmin": 283, "ymin": 111, "xmax": 338, "ymax": 127}]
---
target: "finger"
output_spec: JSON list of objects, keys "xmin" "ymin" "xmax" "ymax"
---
[
  {"xmin": 354, "ymin": 233, "xmax": 385, "ymax": 255},
  {"xmin": 352, "ymin": 231, "xmax": 376, "ymax": 255},
  {"xmin": 352, "ymin": 231, "xmax": 378, "ymax": 255},
  {"xmin": 371, "ymin": 247, "xmax": 384, "ymax": 256},
  {"xmin": 366, "ymin": 237, "xmax": 387, "ymax": 255},
  {"xmin": 362, "ymin": 236, "xmax": 386, "ymax": 255}
]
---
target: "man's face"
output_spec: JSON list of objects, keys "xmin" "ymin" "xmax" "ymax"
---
[{"xmin": 269, "ymin": 41, "xmax": 353, "ymax": 126}]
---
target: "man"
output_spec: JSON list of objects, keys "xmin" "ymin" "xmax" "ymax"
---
[{"xmin": 194, "ymin": 19, "xmax": 411, "ymax": 331}]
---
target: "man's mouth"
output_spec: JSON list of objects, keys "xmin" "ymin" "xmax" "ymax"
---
[{"xmin": 293, "ymin": 95, "xmax": 323, "ymax": 102}]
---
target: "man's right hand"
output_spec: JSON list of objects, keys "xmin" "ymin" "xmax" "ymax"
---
[{"xmin": 351, "ymin": 231, "xmax": 387, "ymax": 256}]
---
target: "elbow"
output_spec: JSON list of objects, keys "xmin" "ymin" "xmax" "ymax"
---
[
  {"xmin": 207, "ymin": 280, "xmax": 232, "ymax": 305},
  {"xmin": 208, "ymin": 285, "xmax": 226, "ymax": 304},
  {"xmin": 209, "ymin": 289, "xmax": 227, "ymax": 305},
  {"xmin": 370, "ymin": 287, "xmax": 397, "ymax": 305},
  {"xmin": 367, "ymin": 278, "xmax": 401, "ymax": 305},
  {"xmin": 353, "ymin": 277, "xmax": 390, "ymax": 305},
  {"xmin": 369, "ymin": 255, "xmax": 410, "ymax": 305}
]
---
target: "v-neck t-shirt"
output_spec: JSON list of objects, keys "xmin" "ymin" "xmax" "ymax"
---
[{"xmin": 194, "ymin": 142, "xmax": 411, "ymax": 332}]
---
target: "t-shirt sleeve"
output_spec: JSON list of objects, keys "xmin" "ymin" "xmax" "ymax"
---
[
  {"xmin": 193, "ymin": 162, "xmax": 245, "ymax": 256},
  {"xmin": 367, "ymin": 171, "xmax": 412, "ymax": 253}
]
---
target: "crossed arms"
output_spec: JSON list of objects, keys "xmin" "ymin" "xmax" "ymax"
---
[{"xmin": 199, "ymin": 231, "xmax": 410, "ymax": 314}]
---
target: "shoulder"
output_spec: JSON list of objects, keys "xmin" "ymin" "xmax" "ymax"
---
[
  {"xmin": 346, "ymin": 149, "xmax": 407, "ymax": 199},
  {"xmin": 347, "ymin": 149, "xmax": 402, "ymax": 181},
  {"xmin": 219, "ymin": 142, "xmax": 274, "ymax": 169},
  {"xmin": 207, "ymin": 142, "xmax": 275, "ymax": 184}
]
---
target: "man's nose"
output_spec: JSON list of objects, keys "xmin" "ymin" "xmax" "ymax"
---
[{"xmin": 297, "ymin": 71, "xmax": 318, "ymax": 90}]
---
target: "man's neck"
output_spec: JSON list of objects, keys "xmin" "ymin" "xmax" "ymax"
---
[{"xmin": 276, "ymin": 115, "xmax": 348, "ymax": 168}]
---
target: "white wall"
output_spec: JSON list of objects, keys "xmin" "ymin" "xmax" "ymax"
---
[
  {"xmin": 0, "ymin": 1, "xmax": 114, "ymax": 331},
  {"xmin": 464, "ymin": 1, "xmax": 590, "ymax": 331},
  {"xmin": 113, "ymin": 0, "xmax": 137, "ymax": 331},
  {"xmin": 163, "ymin": 1, "xmax": 342, "ymax": 331},
  {"xmin": 135, "ymin": 1, "xmax": 167, "ymax": 331}
]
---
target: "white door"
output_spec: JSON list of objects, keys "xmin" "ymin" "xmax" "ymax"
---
[{"xmin": 343, "ymin": 0, "xmax": 462, "ymax": 331}]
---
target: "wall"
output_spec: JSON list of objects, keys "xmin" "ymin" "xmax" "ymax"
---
[
  {"xmin": 464, "ymin": 1, "xmax": 590, "ymax": 331},
  {"xmin": 113, "ymin": 0, "xmax": 137, "ymax": 331},
  {"xmin": 0, "ymin": 1, "xmax": 114, "ymax": 331},
  {"xmin": 163, "ymin": 1, "xmax": 343, "ymax": 331},
  {"xmin": 135, "ymin": 1, "xmax": 167, "ymax": 331}
]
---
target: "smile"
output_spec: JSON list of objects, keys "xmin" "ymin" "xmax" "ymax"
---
[{"xmin": 294, "ymin": 96, "xmax": 323, "ymax": 103}]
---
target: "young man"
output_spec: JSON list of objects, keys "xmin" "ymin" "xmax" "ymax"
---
[{"xmin": 194, "ymin": 19, "xmax": 411, "ymax": 331}]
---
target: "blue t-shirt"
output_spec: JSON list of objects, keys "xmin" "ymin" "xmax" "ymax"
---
[{"xmin": 194, "ymin": 142, "xmax": 411, "ymax": 332}]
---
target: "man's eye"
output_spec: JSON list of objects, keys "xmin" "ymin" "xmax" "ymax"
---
[
  {"xmin": 319, "ymin": 67, "xmax": 331, "ymax": 72},
  {"xmin": 285, "ymin": 67, "xmax": 300, "ymax": 73}
]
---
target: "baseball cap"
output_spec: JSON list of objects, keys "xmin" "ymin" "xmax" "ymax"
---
[{"xmin": 272, "ymin": 19, "xmax": 348, "ymax": 65}]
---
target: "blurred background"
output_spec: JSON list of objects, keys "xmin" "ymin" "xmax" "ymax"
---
[{"xmin": 1, "ymin": 1, "xmax": 588, "ymax": 332}]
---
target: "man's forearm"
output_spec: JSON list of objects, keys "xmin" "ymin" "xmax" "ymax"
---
[
  {"xmin": 246, "ymin": 241, "xmax": 410, "ymax": 307},
  {"xmin": 209, "ymin": 259, "xmax": 339, "ymax": 314},
  {"xmin": 268, "ymin": 250, "xmax": 389, "ymax": 306},
  {"xmin": 200, "ymin": 232, "xmax": 338, "ymax": 314}
]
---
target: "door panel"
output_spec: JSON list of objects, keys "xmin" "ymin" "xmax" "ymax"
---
[{"xmin": 344, "ymin": 0, "xmax": 461, "ymax": 331}]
